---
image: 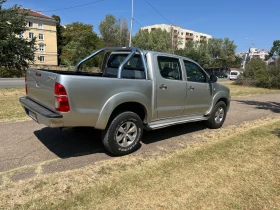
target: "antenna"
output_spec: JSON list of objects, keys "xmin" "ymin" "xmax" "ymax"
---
[{"xmin": 129, "ymin": 0, "xmax": 134, "ymax": 47}]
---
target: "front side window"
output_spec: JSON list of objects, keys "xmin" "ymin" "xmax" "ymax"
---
[
  {"xmin": 184, "ymin": 60, "xmax": 207, "ymax": 83},
  {"xmin": 157, "ymin": 56, "xmax": 182, "ymax": 80},
  {"xmin": 38, "ymin": 33, "xmax": 44, "ymax": 40},
  {"xmin": 29, "ymin": 32, "xmax": 34, "ymax": 39},
  {"xmin": 39, "ymin": 44, "xmax": 45, "ymax": 52},
  {"xmin": 28, "ymin": 22, "xmax": 33, "ymax": 27}
]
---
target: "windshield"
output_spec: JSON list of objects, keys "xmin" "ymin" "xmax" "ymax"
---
[{"xmin": 230, "ymin": 72, "xmax": 238, "ymax": 75}]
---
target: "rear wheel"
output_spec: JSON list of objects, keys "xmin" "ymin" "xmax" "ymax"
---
[
  {"xmin": 102, "ymin": 112, "xmax": 143, "ymax": 156},
  {"xmin": 206, "ymin": 101, "xmax": 227, "ymax": 129}
]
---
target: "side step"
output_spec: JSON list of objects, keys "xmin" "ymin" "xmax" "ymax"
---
[{"xmin": 145, "ymin": 115, "xmax": 209, "ymax": 130}]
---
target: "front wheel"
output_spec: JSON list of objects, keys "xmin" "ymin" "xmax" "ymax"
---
[
  {"xmin": 206, "ymin": 101, "xmax": 227, "ymax": 129},
  {"xmin": 102, "ymin": 112, "xmax": 143, "ymax": 156}
]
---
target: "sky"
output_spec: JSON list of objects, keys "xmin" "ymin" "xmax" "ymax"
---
[{"xmin": 4, "ymin": 0, "xmax": 280, "ymax": 52}]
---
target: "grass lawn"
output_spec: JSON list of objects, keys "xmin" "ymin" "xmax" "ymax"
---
[
  {"xmin": 0, "ymin": 88, "xmax": 29, "ymax": 122},
  {"xmin": 0, "ymin": 82, "xmax": 280, "ymax": 122},
  {"xmin": 220, "ymin": 80, "xmax": 280, "ymax": 97},
  {"xmin": 1, "ymin": 118, "xmax": 280, "ymax": 209}
]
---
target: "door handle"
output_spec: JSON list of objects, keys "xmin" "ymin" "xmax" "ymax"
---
[
  {"xmin": 188, "ymin": 86, "xmax": 194, "ymax": 90},
  {"xmin": 159, "ymin": 84, "xmax": 167, "ymax": 90}
]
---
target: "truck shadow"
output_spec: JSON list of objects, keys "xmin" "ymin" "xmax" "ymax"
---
[
  {"xmin": 233, "ymin": 100, "xmax": 280, "ymax": 113},
  {"xmin": 34, "ymin": 122, "xmax": 208, "ymax": 158}
]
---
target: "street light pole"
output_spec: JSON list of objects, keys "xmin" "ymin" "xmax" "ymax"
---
[{"xmin": 129, "ymin": 0, "xmax": 134, "ymax": 47}]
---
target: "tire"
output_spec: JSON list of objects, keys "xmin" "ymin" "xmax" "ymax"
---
[
  {"xmin": 206, "ymin": 101, "xmax": 227, "ymax": 129},
  {"xmin": 102, "ymin": 111, "xmax": 143, "ymax": 156}
]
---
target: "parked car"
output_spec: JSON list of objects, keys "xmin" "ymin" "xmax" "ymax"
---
[
  {"xmin": 19, "ymin": 47, "xmax": 231, "ymax": 155},
  {"xmin": 229, "ymin": 70, "xmax": 241, "ymax": 80}
]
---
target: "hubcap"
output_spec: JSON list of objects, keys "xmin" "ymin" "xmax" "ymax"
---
[
  {"xmin": 116, "ymin": 122, "xmax": 137, "ymax": 147},
  {"xmin": 214, "ymin": 107, "xmax": 224, "ymax": 124}
]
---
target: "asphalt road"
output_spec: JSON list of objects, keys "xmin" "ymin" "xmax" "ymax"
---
[
  {"xmin": 1, "ymin": 93, "xmax": 280, "ymax": 182},
  {"xmin": 0, "ymin": 78, "xmax": 25, "ymax": 88}
]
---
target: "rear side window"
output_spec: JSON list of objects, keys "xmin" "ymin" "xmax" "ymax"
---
[
  {"xmin": 105, "ymin": 54, "xmax": 145, "ymax": 79},
  {"xmin": 157, "ymin": 56, "xmax": 182, "ymax": 80}
]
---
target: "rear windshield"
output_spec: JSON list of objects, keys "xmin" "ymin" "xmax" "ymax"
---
[
  {"xmin": 103, "ymin": 54, "xmax": 146, "ymax": 79},
  {"xmin": 230, "ymin": 72, "xmax": 238, "ymax": 75},
  {"xmin": 107, "ymin": 54, "xmax": 144, "ymax": 71}
]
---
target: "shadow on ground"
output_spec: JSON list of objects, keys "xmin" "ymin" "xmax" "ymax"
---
[
  {"xmin": 34, "ymin": 122, "xmax": 208, "ymax": 159},
  {"xmin": 34, "ymin": 127, "xmax": 106, "ymax": 158},
  {"xmin": 233, "ymin": 100, "xmax": 280, "ymax": 113}
]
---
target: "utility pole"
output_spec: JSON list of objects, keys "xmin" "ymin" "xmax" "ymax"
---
[{"xmin": 129, "ymin": 0, "xmax": 134, "ymax": 47}]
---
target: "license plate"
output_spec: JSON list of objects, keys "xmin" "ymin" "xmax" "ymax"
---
[{"xmin": 28, "ymin": 110, "xmax": 38, "ymax": 122}]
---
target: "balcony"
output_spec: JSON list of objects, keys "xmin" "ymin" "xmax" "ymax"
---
[{"xmin": 185, "ymin": 35, "xmax": 194, "ymax": 39}]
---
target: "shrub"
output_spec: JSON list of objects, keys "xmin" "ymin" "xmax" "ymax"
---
[
  {"xmin": 0, "ymin": 68, "xmax": 24, "ymax": 78},
  {"xmin": 236, "ymin": 59, "xmax": 280, "ymax": 89}
]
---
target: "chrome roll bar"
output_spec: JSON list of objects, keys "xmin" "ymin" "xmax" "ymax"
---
[{"xmin": 75, "ymin": 47, "xmax": 148, "ymax": 80}]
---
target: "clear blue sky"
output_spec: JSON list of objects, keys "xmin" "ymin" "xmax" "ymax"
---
[{"xmin": 4, "ymin": 0, "xmax": 280, "ymax": 52}]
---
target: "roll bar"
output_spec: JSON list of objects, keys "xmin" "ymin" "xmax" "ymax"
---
[{"xmin": 75, "ymin": 47, "xmax": 148, "ymax": 80}]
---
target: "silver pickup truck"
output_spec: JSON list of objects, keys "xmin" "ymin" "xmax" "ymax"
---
[{"xmin": 20, "ymin": 47, "xmax": 230, "ymax": 155}]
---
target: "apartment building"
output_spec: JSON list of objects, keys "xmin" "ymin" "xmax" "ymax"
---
[
  {"xmin": 18, "ymin": 9, "xmax": 58, "ymax": 66},
  {"xmin": 141, "ymin": 24, "xmax": 212, "ymax": 49}
]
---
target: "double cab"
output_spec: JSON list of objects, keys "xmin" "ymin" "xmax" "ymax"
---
[{"xmin": 20, "ymin": 47, "xmax": 231, "ymax": 155}]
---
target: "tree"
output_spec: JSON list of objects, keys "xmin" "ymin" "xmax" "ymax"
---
[
  {"xmin": 61, "ymin": 22, "xmax": 103, "ymax": 66},
  {"xmin": 220, "ymin": 38, "xmax": 237, "ymax": 69},
  {"xmin": 133, "ymin": 28, "xmax": 173, "ymax": 53},
  {"xmin": 269, "ymin": 40, "xmax": 280, "ymax": 57},
  {"xmin": 0, "ymin": 0, "xmax": 36, "ymax": 71},
  {"xmin": 51, "ymin": 15, "xmax": 65, "ymax": 65},
  {"xmin": 99, "ymin": 14, "xmax": 129, "ymax": 47},
  {"xmin": 176, "ymin": 40, "xmax": 211, "ymax": 68}
]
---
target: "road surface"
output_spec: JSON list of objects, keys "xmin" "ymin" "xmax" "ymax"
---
[
  {"xmin": 0, "ymin": 78, "xmax": 25, "ymax": 88},
  {"xmin": 0, "ymin": 93, "xmax": 280, "ymax": 182}
]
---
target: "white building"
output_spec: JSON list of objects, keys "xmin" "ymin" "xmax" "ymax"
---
[
  {"xmin": 237, "ymin": 48, "xmax": 270, "ymax": 69},
  {"xmin": 141, "ymin": 24, "xmax": 212, "ymax": 49},
  {"xmin": 249, "ymin": 48, "xmax": 269, "ymax": 60}
]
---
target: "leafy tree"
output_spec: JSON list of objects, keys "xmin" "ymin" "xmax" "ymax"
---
[
  {"xmin": 133, "ymin": 28, "xmax": 173, "ymax": 53},
  {"xmin": 176, "ymin": 41, "xmax": 211, "ymax": 68},
  {"xmin": 269, "ymin": 40, "xmax": 280, "ymax": 57},
  {"xmin": 265, "ymin": 54, "xmax": 270, "ymax": 61},
  {"xmin": 220, "ymin": 38, "xmax": 237, "ymax": 69},
  {"xmin": 0, "ymin": 0, "xmax": 36, "ymax": 71},
  {"xmin": 61, "ymin": 22, "xmax": 103, "ymax": 66},
  {"xmin": 51, "ymin": 15, "xmax": 65, "ymax": 65},
  {"xmin": 99, "ymin": 14, "xmax": 129, "ymax": 47}
]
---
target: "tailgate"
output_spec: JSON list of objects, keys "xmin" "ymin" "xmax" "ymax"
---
[{"xmin": 26, "ymin": 69, "xmax": 57, "ymax": 111}]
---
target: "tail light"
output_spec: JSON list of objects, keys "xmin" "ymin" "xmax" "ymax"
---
[
  {"xmin": 54, "ymin": 82, "xmax": 70, "ymax": 112},
  {"xmin": 25, "ymin": 73, "xmax": 28, "ymax": 95}
]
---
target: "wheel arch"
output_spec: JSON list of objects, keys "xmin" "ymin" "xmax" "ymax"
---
[{"xmin": 95, "ymin": 92, "xmax": 151, "ymax": 130}]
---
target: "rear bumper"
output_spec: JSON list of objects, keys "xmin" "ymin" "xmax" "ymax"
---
[{"xmin": 19, "ymin": 97, "xmax": 63, "ymax": 127}]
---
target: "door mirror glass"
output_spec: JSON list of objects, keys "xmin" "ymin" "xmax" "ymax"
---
[{"xmin": 209, "ymin": 75, "xmax": 217, "ymax": 83}]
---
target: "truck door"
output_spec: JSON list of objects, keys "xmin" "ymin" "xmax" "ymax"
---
[
  {"xmin": 155, "ymin": 55, "xmax": 186, "ymax": 119},
  {"xmin": 182, "ymin": 60, "xmax": 212, "ymax": 115}
]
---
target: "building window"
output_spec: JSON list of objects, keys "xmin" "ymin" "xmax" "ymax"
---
[
  {"xmin": 19, "ymin": 32, "xmax": 24, "ymax": 38},
  {"xmin": 28, "ymin": 22, "xmax": 33, "ymax": 27},
  {"xmin": 39, "ymin": 56, "xmax": 45, "ymax": 62},
  {"xmin": 39, "ymin": 44, "xmax": 45, "ymax": 52},
  {"xmin": 29, "ymin": 32, "xmax": 34, "ymax": 39},
  {"xmin": 181, "ymin": 32, "xmax": 183, "ymax": 35},
  {"xmin": 38, "ymin": 22, "xmax": 43, "ymax": 29},
  {"xmin": 38, "ymin": 34, "xmax": 44, "ymax": 40}
]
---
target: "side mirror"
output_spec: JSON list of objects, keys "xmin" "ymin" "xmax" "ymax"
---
[{"xmin": 209, "ymin": 75, "xmax": 217, "ymax": 83}]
